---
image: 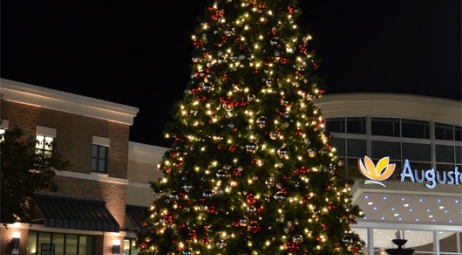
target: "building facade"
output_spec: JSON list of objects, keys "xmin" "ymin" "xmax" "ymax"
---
[
  {"xmin": 315, "ymin": 93, "xmax": 462, "ymax": 255},
  {"xmin": 1, "ymin": 79, "xmax": 461, "ymax": 255},
  {"xmin": 0, "ymin": 78, "xmax": 163, "ymax": 255}
]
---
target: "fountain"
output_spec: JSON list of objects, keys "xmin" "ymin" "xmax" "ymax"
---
[{"xmin": 385, "ymin": 231, "xmax": 415, "ymax": 255}]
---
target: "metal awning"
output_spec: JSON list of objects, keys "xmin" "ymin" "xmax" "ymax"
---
[
  {"xmin": 125, "ymin": 205, "xmax": 148, "ymax": 231},
  {"xmin": 34, "ymin": 194, "xmax": 120, "ymax": 232}
]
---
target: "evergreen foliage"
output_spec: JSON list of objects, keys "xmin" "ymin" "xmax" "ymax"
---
[{"xmin": 138, "ymin": 1, "xmax": 365, "ymax": 254}]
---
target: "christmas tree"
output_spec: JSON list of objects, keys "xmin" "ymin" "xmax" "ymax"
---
[{"xmin": 137, "ymin": 0, "xmax": 365, "ymax": 254}]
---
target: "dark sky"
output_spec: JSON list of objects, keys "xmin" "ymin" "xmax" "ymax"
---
[{"xmin": 2, "ymin": 1, "xmax": 461, "ymax": 146}]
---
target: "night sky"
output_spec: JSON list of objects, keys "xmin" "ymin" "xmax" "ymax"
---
[{"xmin": 2, "ymin": 0, "xmax": 461, "ymax": 147}]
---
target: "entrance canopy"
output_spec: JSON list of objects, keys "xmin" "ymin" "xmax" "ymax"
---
[{"xmin": 33, "ymin": 194, "xmax": 120, "ymax": 232}]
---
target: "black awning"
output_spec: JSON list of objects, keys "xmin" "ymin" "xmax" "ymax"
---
[
  {"xmin": 125, "ymin": 205, "xmax": 148, "ymax": 231},
  {"xmin": 34, "ymin": 194, "xmax": 120, "ymax": 232}
]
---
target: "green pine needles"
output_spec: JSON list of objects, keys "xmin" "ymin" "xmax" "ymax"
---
[{"xmin": 137, "ymin": 1, "xmax": 365, "ymax": 254}]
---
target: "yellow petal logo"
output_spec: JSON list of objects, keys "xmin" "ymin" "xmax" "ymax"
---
[{"xmin": 358, "ymin": 156, "xmax": 396, "ymax": 187}]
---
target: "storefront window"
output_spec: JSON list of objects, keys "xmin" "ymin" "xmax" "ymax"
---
[
  {"xmin": 38, "ymin": 232, "xmax": 52, "ymax": 255},
  {"xmin": 27, "ymin": 231, "xmax": 95, "ymax": 255},
  {"xmin": 79, "ymin": 236, "xmax": 94, "ymax": 255},
  {"xmin": 439, "ymin": 231, "xmax": 459, "ymax": 254},
  {"xmin": 53, "ymin": 233, "xmax": 65, "ymax": 255},
  {"xmin": 123, "ymin": 238, "xmax": 140, "ymax": 255},
  {"xmin": 406, "ymin": 230, "xmax": 434, "ymax": 253},
  {"xmin": 351, "ymin": 228, "xmax": 368, "ymax": 255},
  {"xmin": 66, "ymin": 235, "xmax": 78, "ymax": 255},
  {"xmin": 27, "ymin": 231, "xmax": 38, "ymax": 255}
]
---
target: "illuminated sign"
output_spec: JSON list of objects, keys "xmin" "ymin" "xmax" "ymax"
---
[
  {"xmin": 358, "ymin": 156, "xmax": 396, "ymax": 187},
  {"xmin": 358, "ymin": 156, "xmax": 461, "ymax": 189}
]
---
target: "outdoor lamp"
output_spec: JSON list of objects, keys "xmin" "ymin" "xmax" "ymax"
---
[
  {"xmin": 11, "ymin": 232, "xmax": 20, "ymax": 255},
  {"xmin": 112, "ymin": 239, "xmax": 121, "ymax": 255}
]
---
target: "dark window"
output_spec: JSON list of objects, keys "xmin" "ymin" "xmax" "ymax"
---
[
  {"xmin": 371, "ymin": 117, "xmax": 400, "ymax": 137},
  {"xmin": 91, "ymin": 144, "xmax": 108, "ymax": 173},
  {"xmin": 455, "ymin": 126, "xmax": 462, "ymax": 141},
  {"xmin": 402, "ymin": 143, "xmax": 430, "ymax": 161},
  {"xmin": 436, "ymin": 145, "xmax": 455, "ymax": 163},
  {"xmin": 346, "ymin": 158, "xmax": 362, "ymax": 178},
  {"xmin": 346, "ymin": 139, "xmax": 366, "ymax": 157},
  {"xmin": 456, "ymin": 146, "xmax": 462, "ymax": 164},
  {"xmin": 435, "ymin": 123, "xmax": 454, "ymax": 140},
  {"xmin": 326, "ymin": 118, "xmax": 346, "ymax": 133},
  {"xmin": 371, "ymin": 141, "xmax": 401, "ymax": 160},
  {"xmin": 401, "ymin": 119, "xmax": 430, "ymax": 139},
  {"xmin": 330, "ymin": 137, "xmax": 345, "ymax": 157},
  {"xmin": 346, "ymin": 117, "xmax": 366, "ymax": 134}
]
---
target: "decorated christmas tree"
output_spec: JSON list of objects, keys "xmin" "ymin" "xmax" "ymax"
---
[{"xmin": 137, "ymin": 0, "xmax": 365, "ymax": 254}]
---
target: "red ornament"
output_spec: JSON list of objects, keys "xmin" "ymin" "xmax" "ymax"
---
[
  {"xmin": 271, "ymin": 27, "xmax": 278, "ymax": 35},
  {"xmin": 193, "ymin": 39, "xmax": 202, "ymax": 48},
  {"xmin": 174, "ymin": 161, "xmax": 183, "ymax": 168},
  {"xmin": 229, "ymin": 145, "xmax": 237, "ymax": 153},
  {"xmin": 246, "ymin": 194, "xmax": 256, "ymax": 204},
  {"xmin": 189, "ymin": 230, "xmax": 197, "ymax": 240},
  {"xmin": 258, "ymin": 2, "xmax": 266, "ymax": 9},
  {"xmin": 247, "ymin": 221, "xmax": 261, "ymax": 233},
  {"xmin": 164, "ymin": 214, "xmax": 173, "ymax": 223},
  {"xmin": 295, "ymin": 129, "xmax": 303, "ymax": 136},
  {"xmin": 287, "ymin": 5, "xmax": 295, "ymax": 14},
  {"xmin": 163, "ymin": 166, "xmax": 172, "ymax": 174},
  {"xmin": 207, "ymin": 205, "xmax": 216, "ymax": 213},
  {"xmin": 285, "ymin": 240, "xmax": 299, "ymax": 253},
  {"xmin": 257, "ymin": 206, "xmax": 264, "ymax": 214}
]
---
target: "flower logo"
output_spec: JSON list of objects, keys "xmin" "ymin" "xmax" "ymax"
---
[{"xmin": 358, "ymin": 156, "xmax": 396, "ymax": 187}]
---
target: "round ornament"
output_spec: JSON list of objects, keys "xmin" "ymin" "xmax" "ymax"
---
[
  {"xmin": 256, "ymin": 116, "xmax": 267, "ymax": 128},
  {"xmin": 277, "ymin": 145, "xmax": 289, "ymax": 159},
  {"xmin": 245, "ymin": 143, "xmax": 259, "ymax": 153},
  {"xmin": 308, "ymin": 149, "xmax": 317, "ymax": 158},
  {"xmin": 274, "ymin": 191, "xmax": 286, "ymax": 201},
  {"xmin": 216, "ymin": 239, "xmax": 226, "ymax": 249}
]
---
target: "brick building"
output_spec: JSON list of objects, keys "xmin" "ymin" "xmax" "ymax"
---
[{"xmin": 0, "ymin": 78, "xmax": 166, "ymax": 255}]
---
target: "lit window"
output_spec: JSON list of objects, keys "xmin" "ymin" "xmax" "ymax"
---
[
  {"xmin": 91, "ymin": 144, "xmax": 108, "ymax": 173},
  {"xmin": 36, "ymin": 135, "xmax": 54, "ymax": 159},
  {"xmin": 0, "ymin": 119, "xmax": 9, "ymax": 143}
]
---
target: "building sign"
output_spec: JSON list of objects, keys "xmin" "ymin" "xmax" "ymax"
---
[
  {"xmin": 358, "ymin": 156, "xmax": 395, "ymax": 187},
  {"xmin": 358, "ymin": 156, "xmax": 461, "ymax": 189}
]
